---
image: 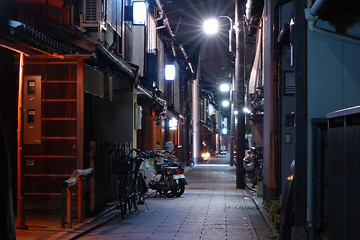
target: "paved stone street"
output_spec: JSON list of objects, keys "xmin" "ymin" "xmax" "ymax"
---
[{"xmin": 78, "ymin": 155, "xmax": 273, "ymax": 240}]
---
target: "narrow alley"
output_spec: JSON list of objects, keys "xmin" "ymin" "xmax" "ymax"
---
[{"xmin": 76, "ymin": 154, "xmax": 273, "ymax": 240}]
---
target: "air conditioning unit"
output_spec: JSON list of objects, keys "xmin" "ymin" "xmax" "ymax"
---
[{"xmin": 81, "ymin": 0, "xmax": 101, "ymax": 27}]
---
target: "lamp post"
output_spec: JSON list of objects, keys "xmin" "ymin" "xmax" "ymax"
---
[{"xmin": 204, "ymin": 0, "xmax": 245, "ymax": 188}]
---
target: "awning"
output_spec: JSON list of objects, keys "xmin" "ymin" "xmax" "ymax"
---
[
  {"xmin": 35, "ymin": 17, "xmax": 138, "ymax": 79},
  {"xmin": 96, "ymin": 45, "xmax": 137, "ymax": 79},
  {"xmin": 136, "ymin": 83, "xmax": 166, "ymax": 107},
  {"xmin": 0, "ymin": 20, "xmax": 72, "ymax": 57}
]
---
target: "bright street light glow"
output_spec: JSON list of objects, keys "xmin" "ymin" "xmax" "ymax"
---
[
  {"xmin": 219, "ymin": 83, "xmax": 231, "ymax": 92},
  {"xmin": 204, "ymin": 19, "xmax": 218, "ymax": 34},
  {"xmin": 243, "ymin": 107, "xmax": 251, "ymax": 114},
  {"xmin": 222, "ymin": 100, "xmax": 230, "ymax": 107},
  {"xmin": 234, "ymin": 110, "xmax": 239, "ymax": 115},
  {"xmin": 221, "ymin": 128, "xmax": 228, "ymax": 134}
]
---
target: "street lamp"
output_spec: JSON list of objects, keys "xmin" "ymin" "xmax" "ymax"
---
[
  {"xmin": 203, "ymin": 16, "xmax": 233, "ymax": 52},
  {"xmin": 204, "ymin": 0, "xmax": 245, "ymax": 189},
  {"xmin": 222, "ymin": 99, "xmax": 230, "ymax": 107},
  {"xmin": 203, "ymin": 19, "xmax": 219, "ymax": 34},
  {"xmin": 220, "ymin": 83, "xmax": 231, "ymax": 92}
]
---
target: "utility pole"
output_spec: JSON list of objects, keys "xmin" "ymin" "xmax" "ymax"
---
[
  {"xmin": 230, "ymin": 74, "xmax": 235, "ymax": 166},
  {"xmin": 235, "ymin": 0, "xmax": 246, "ymax": 189}
]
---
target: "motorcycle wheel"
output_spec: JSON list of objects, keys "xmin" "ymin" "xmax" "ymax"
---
[
  {"xmin": 174, "ymin": 185, "xmax": 185, "ymax": 197},
  {"xmin": 162, "ymin": 189, "xmax": 175, "ymax": 198},
  {"xmin": 162, "ymin": 178, "xmax": 176, "ymax": 198}
]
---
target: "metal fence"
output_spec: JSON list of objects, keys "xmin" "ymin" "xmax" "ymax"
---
[{"xmin": 327, "ymin": 107, "xmax": 360, "ymax": 240}]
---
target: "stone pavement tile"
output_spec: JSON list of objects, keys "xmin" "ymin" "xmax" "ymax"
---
[
  {"xmin": 179, "ymin": 224, "xmax": 203, "ymax": 230},
  {"xmin": 227, "ymin": 235, "xmax": 255, "ymax": 240},
  {"xmin": 148, "ymin": 232, "xmax": 177, "ymax": 239},
  {"xmin": 154, "ymin": 227, "xmax": 180, "ymax": 233},
  {"xmin": 176, "ymin": 227, "xmax": 202, "ymax": 234},
  {"xmin": 174, "ymin": 233, "xmax": 202, "ymax": 240},
  {"xmin": 181, "ymin": 220, "xmax": 206, "ymax": 225},
  {"xmin": 199, "ymin": 229, "xmax": 227, "ymax": 238},
  {"xmin": 120, "ymin": 234, "xmax": 151, "ymax": 239},
  {"xmin": 95, "ymin": 233, "xmax": 129, "ymax": 239}
]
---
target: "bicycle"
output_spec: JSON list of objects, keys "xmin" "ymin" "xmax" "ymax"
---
[{"xmin": 112, "ymin": 148, "xmax": 146, "ymax": 218}]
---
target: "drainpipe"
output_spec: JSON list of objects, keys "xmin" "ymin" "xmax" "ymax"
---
[
  {"xmin": 305, "ymin": 0, "xmax": 360, "ymax": 44},
  {"xmin": 309, "ymin": 0, "xmax": 327, "ymax": 16},
  {"xmin": 304, "ymin": 9, "xmax": 360, "ymax": 44},
  {"xmin": 154, "ymin": 0, "xmax": 194, "ymax": 72},
  {"xmin": 192, "ymin": 46, "xmax": 205, "ymax": 165}
]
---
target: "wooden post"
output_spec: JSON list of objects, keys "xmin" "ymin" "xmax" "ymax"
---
[
  {"xmin": 77, "ymin": 58, "xmax": 84, "ymax": 169},
  {"xmin": 16, "ymin": 53, "xmax": 27, "ymax": 229},
  {"xmin": 90, "ymin": 141, "xmax": 95, "ymax": 212},
  {"xmin": 77, "ymin": 177, "xmax": 83, "ymax": 223},
  {"xmin": 67, "ymin": 188, "xmax": 72, "ymax": 228}
]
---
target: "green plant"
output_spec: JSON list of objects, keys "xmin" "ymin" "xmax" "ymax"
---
[{"xmin": 266, "ymin": 196, "xmax": 282, "ymax": 232}]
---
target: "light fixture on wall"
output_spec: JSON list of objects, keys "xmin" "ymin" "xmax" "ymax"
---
[
  {"xmin": 133, "ymin": 1, "xmax": 147, "ymax": 25},
  {"xmin": 165, "ymin": 64, "xmax": 176, "ymax": 80},
  {"xmin": 169, "ymin": 117, "xmax": 178, "ymax": 130}
]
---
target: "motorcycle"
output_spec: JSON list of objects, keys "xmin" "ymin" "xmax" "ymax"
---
[
  {"xmin": 140, "ymin": 149, "xmax": 188, "ymax": 198},
  {"xmin": 243, "ymin": 147, "xmax": 263, "ymax": 189}
]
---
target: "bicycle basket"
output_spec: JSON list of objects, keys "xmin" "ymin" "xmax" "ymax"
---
[{"xmin": 112, "ymin": 155, "xmax": 134, "ymax": 175}]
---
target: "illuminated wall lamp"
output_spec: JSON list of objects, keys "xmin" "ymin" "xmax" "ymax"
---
[
  {"xmin": 165, "ymin": 64, "xmax": 176, "ymax": 80},
  {"xmin": 133, "ymin": 1, "xmax": 147, "ymax": 25}
]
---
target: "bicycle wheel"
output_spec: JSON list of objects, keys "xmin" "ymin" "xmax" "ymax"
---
[
  {"xmin": 127, "ymin": 197, "xmax": 133, "ymax": 213},
  {"xmin": 118, "ymin": 175, "xmax": 128, "ymax": 218},
  {"xmin": 136, "ymin": 173, "xmax": 146, "ymax": 205},
  {"xmin": 119, "ymin": 196, "xmax": 127, "ymax": 218},
  {"xmin": 126, "ymin": 174, "xmax": 133, "ymax": 213},
  {"xmin": 132, "ymin": 194, "xmax": 139, "ymax": 211}
]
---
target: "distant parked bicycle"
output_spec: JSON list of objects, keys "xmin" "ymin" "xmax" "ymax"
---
[
  {"xmin": 111, "ymin": 148, "xmax": 146, "ymax": 218},
  {"xmin": 243, "ymin": 147, "xmax": 263, "ymax": 191}
]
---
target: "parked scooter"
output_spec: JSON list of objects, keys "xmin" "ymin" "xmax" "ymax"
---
[
  {"xmin": 139, "ymin": 149, "xmax": 187, "ymax": 197},
  {"xmin": 243, "ymin": 147, "xmax": 263, "ymax": 189}
]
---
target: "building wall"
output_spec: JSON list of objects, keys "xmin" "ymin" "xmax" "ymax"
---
[
  {"xmin": 307, "ymin": 21, "xmax": 360, "ymax": 220},
  {"xmin": 92, "ymin": 89, "xmax": 135, "ymax": 143},
  {"xmin": 263, "ymin": 0, "xmax": 277, "ymax": 197},
  {"xmin": 279, "ymin": 2, "xmax": 295, "ymax": 195},
  {"xmin": 130, "ymin": 25, "xmax": 145, "ymax": 77},
  {"xmin": 20, "ymin": 57, "xmax": 80, "ymax": 204}
]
